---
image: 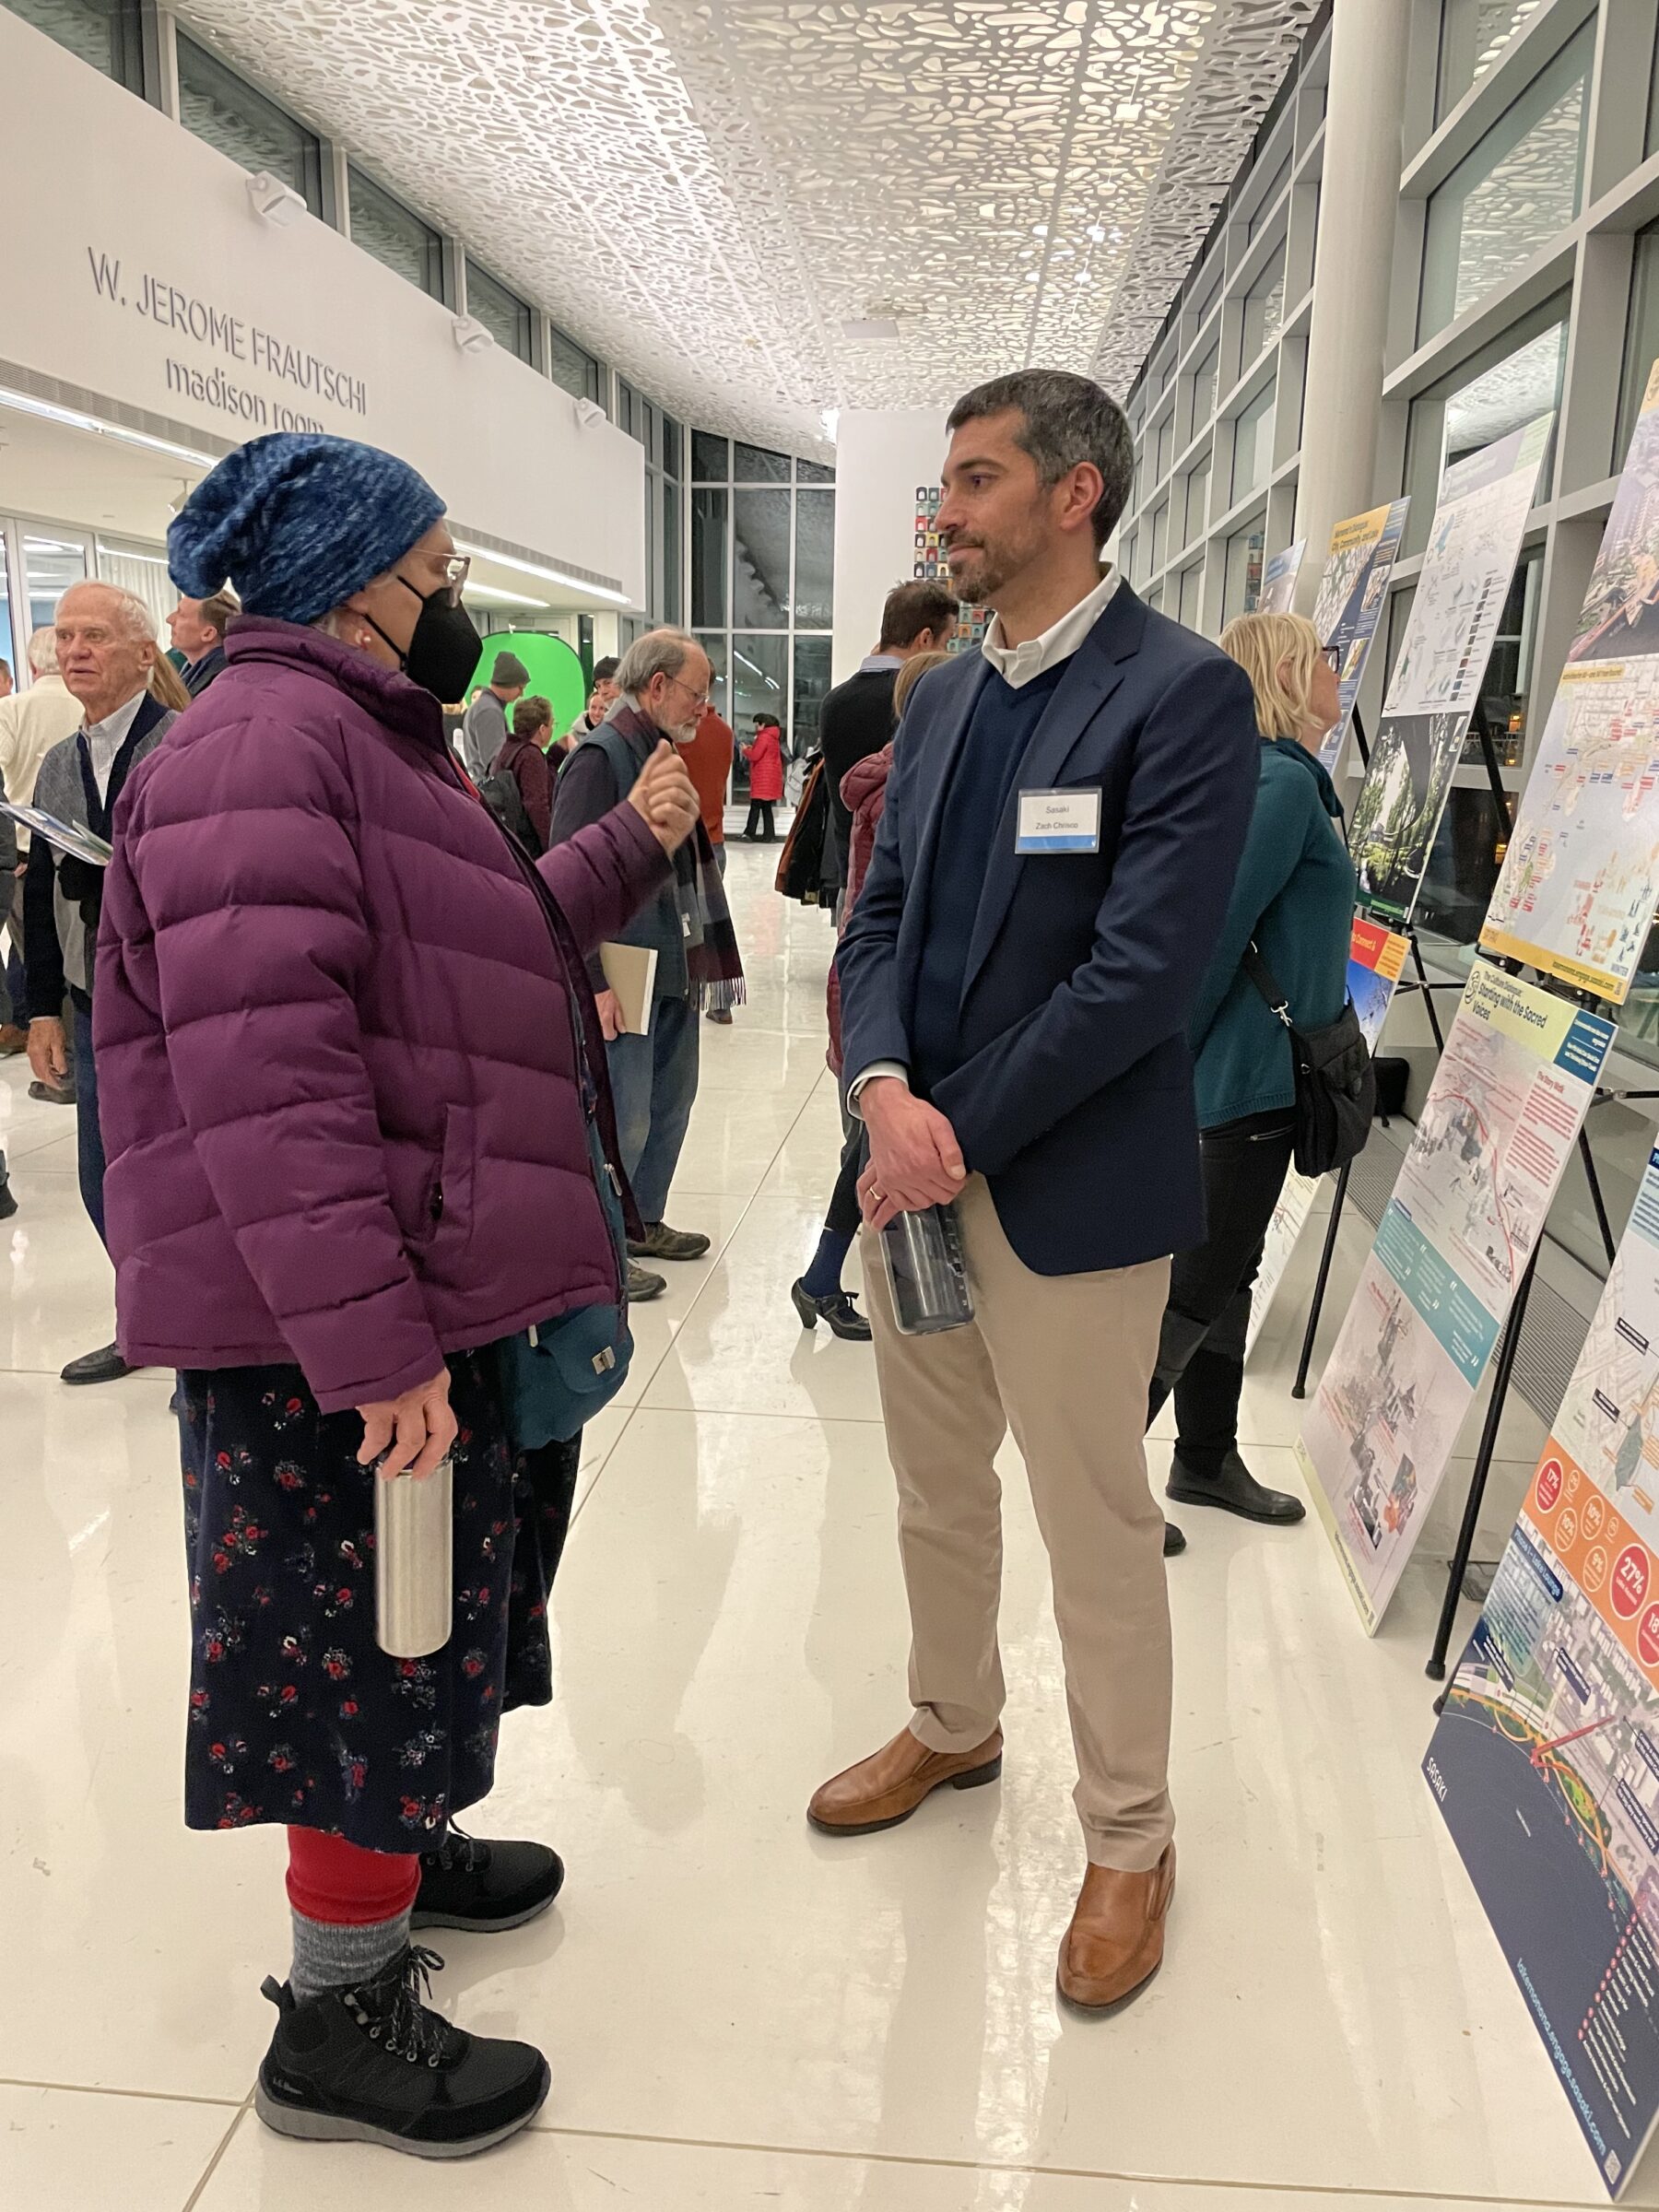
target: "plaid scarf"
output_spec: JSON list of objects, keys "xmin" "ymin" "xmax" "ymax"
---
[{"xmin": 610, "ymin": 703, "xmax": 746, "ymax": 1013}]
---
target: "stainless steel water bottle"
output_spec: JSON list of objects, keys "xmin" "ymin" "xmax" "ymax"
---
[
  {"xmin": 375, "ymin": 1456, "xmax": 453, "ymax": 1659},
  {"xmin": 880, "ymin": 1203, "xmax": 974, "ymax": 1335}
]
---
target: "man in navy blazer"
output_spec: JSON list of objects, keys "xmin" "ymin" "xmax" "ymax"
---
[{"xmin": 808, "ymin": 371, "xmax": 1258, "ymax": 2011}]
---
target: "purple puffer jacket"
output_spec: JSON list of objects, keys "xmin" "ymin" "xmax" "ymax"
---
[{"xmin": 96, "ymin": 618, "xmax": 669, "ymax": 1412}]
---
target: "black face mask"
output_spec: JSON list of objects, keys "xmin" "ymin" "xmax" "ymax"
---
[{"xmin": 363, "ymin": 574, "xmax": 482, "ymax": 703}]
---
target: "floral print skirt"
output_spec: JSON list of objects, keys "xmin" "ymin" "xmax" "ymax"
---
[{"xmin": 176, "ymin": 1351, "xmax": 579, "ymax": 1853}]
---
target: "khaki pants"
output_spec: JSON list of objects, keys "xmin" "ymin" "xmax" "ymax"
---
[{"xmin": 863, "ymin": 1174, "xmax": 1173, "ymax": 1871}]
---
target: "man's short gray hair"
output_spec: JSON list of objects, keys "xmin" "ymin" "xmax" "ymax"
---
[
  {"xmin": 615, "ymin": 629, "xmax": 700, "ymax": 696},
  {"xmin": 55, "ymin": 581, "xmax": 158, "ymax": 642},
  {"xmin": 26, "ymin": 626, "xmax": 60, "ymax": 677},
  {"xmin": 947, "ymin": 370, "xmax": 1134, "ymax": 549}
]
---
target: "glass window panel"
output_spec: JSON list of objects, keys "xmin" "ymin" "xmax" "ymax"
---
[
  {"xmin": 1177, "ymin": 561, "xmax": 1203, "ymax": 631},
  {"xmin": 794, "ymin": 490, "xmax": 834, "ymax": 629},
  {"xmin": 691, "ymin": 488, "xmax": 728, "ymax": 629},
  {"xmin": 693, "ymin": 431, "xmax": 730, "ymax": 482},
  {"xmin": 465, "ymin": 262, "xmax": 533, "ymax": 363},
  {"xmin": 1464, "ymin": 545, "xmax": 1538, "ymax": 765},
  {"xmin": 1404, "ymin": 307, "xmax": 1567, "ymax": 548},
  {"xmin": 1149, "ymin": 500, "xmax": 1169, "ymax": 573},
  {"xmin": 1246, "ymin": 153, "xmax": 1292, "ymax": 242},
  {"xmin": 1230, "ymin": 384, "xmax": 1276, "ymax": 505},
  {"xmin": 1242, "ymin": 243, "xmax": 1286, "ymax": 364},
  {"xmin": 662, "ymin": 479, "xmax": 682, "ymax": 629},
  {"xmin": 1183, "ymin": 458, "xmax": 1210, "ymax": 547},
  {"xmin": 1119, "ymin": 532, "xmax": 1137, "ymax": 585},
  {"xmin": 1147, "ymin": 585, "xmax": 1165, "ymax": 614},
  {"xmin": 797, "ymin": 458, "xmax": 836, "ymax": 485},
  {"xmin": 347, "ymin": 169, "xmax": 442, "ymax": 298},
  {"xmin": 732, "ymin": 488, "xmax": 791, "ymax": 628},
  {"xmin": 0, "ymin": 531, "xmax": 12, "ymax": 684},
  {"xmin": 1438, "ymin": 0, "xmax": 1547, "ymax": 123},
  {"xmin": 9, "ymin": 0, "xmax": 143, "ymax": 88},
  {"xmin": 1153, "ymin": 415, "xmax": 1173, "ymax": 485},
  {"xmin": 1187, "ymin": 344, "xmax": 1219, "ymax": 442},
  {"xmin": 176, "ymin": 36, "xmax": 322, "ymax": 213},
  {"xmin": 26, "ymin": 533, "xmax": 88, "ymax": 634},
  {"xmin": 664, "ymin": 419, "xmax": 683, "ymax": 482},
  {"xmin": 731, "ymin": 635, "xmax": 788, "ymax": 762},
  {"xmin": 1189, "ymin": 262, "xmax": 1222, "ymax": 333},
  {"xmin": 695, "ymin": 632, "xmax": 731, "ymax": 724},
  {"xmin": 547, "ymin": 324, "xmax": 602, "ymax": 404},
  {"xmin": 644, "ymin": 473, "xmax": 660, "ymax": 621},
  {"xmin": 1223, "ymin": 524, "xmax": 1265, "ymax": 622},
  {"xmin": 1419, "ymin": 25, "xmax": 1591, "ymax": 339},
  {"xmin": 1618, "ymin": 225, "xmax": 1659, "ymax": 467},
  {"xmin": 734, "ymin": 441, "xmax": 792, "ymax": 484},
  {"xmin": 793, "ymin": 637, "xmax": 832, "ymax": 756}
]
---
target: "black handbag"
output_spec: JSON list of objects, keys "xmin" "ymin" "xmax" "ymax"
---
[{"xmin": 1241, "ymin": 943, "xmax": 1376, "ymax": 1177}]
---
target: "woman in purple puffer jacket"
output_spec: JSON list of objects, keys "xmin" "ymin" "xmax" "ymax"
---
[{"xmin": 96, "ymin": 432, "xmax": 699, "ymax": 2161}]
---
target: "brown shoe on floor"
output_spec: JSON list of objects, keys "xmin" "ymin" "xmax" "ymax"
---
[
  {"xmin": 1057, "ymin": 1843, "xmax": 1176, "ymax": 2012},
  {"xmin": 0, "ymin": 1023, "xmax": 27, "ymax": 1056},
  {"xmin": 808, "ymin": 1725, "xmax": 1003, "ymax": 1836}
]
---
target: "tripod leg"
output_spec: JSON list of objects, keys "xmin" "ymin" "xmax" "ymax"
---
[{"xmin": 1293, "ymin": 1162, "xmax": 1351, "ymax": 1400}]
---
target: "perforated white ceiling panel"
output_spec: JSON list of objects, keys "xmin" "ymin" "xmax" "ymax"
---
[{"xmin": 175, "ymin": 0, "xmax": 1317, "ymax": 450}]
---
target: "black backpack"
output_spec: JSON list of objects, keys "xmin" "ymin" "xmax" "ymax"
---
[
  {"xmin": 774, "ymin": 754, "xmax": 832, "ymax": 904},
  {"xmin": 478, "ymin": 766, "xmax": 540, "ymax": 854}
]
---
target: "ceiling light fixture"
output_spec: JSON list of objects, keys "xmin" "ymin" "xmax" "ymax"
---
[
  {"xmin": 246, "ymin": 171, "xmax": 307, "ymax": 227},
  {"xmin": 463, "ymin": 582, "xmax": 550, "ymax": 608},
  {"xmin": 96, "ymin": 541, "xmax": 171, "ymax": 565},
  {"xmin": 451, "ymin": 538, "xmax": 630, "ymax": 606},
  {"xmin": 840, "ymin": 317, "xmax": 900, "ymax": 345},
  {"xmin": 0, "ymin": 385, "xmax": 217, "ymax": 468}
]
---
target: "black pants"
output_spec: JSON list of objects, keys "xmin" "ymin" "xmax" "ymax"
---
[
  {"xmin": 826, "ymin": 1112, "xmax": 865, "ymax": 1240},
  {"xmin": 745, "ymin": 801, "xmax": 775, "ymax": 841},
  {"xmin": 1147, "ymin": 1109, "xmax": 1295, "ymax": 1473}
]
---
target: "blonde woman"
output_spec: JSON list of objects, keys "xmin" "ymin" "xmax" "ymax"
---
[{"xmin": 1151, "ymin": 611, "xmax": 1355, "ymax": 1549}]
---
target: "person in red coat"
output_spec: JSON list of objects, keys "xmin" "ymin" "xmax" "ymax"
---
[{"xmin": 741, "ymin": 712, "xmax": 783, "ymax": 841}]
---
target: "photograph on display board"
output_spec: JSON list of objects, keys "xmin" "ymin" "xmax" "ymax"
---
[
  {"xmin": 1296, "ymin": 965, "xmax": 1613, "ymax": 1631},
  {"xmin": 1256, "ymin": 538, "xmax": 1306, "ymax": 615},
  {"xmin": 1311, "ymin": 497, "xmax": 1410, "ymax": 772},
  {"xmin": 1347, "ymin": 711, "xmax": 1465, "ymax": 923},
  {"xmin": 1570, "ymin": 360, "xmax": 1659, "ymax": 665}
]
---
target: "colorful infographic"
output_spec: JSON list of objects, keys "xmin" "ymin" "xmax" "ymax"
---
[
  {"xmin": 1295, "ymin": 965, "xmax": 1613, "ymax": 1631},
  {"xmin": 1426, "ymin": 1146, "xmax": 1659, "ymax": 2198},
  {"xmin": 1257, "ymin": 538, "xmax": 1306, "ymax": 615},
  {"xmin": 1347, "ymin": 420, "xmax": 1552, "ymax": 925},
  {"xmin": 1311, "ymin": 498, "xmax": 1410, "ymax": 773},
  {"xmin": 1246, "ymin": 918, "xmax": 1408, "ymax": 1354},
  {"xmin": 1481, "ymin": 367, "xmax": 1659, "ymax": 1001}
]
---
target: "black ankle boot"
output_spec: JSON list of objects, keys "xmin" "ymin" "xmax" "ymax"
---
[
  {"xmin": 412, "ymin": 1824, "xmax": 565, "ymax": 1933},
  {"xmin": 255, "ymin": 1944, "xmax": 549, "ymax": 2158},
  {"xmin": 1166, "ymin": 1447, "xmax": 1305, "ymax": 1525}
]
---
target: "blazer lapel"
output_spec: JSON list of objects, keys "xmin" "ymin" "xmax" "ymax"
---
[{"xmin": 959, "ymin": 584, "xmax": 1148, "ymax": 1003}]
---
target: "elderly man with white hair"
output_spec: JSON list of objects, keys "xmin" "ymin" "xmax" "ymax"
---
[
  {"xmin": 0, "ymin": 624, "xmax": 86, "ymax": 1058},
  {"xmin": 25, "ymin": 582, "xmax": 179, "ymax": 1384}
]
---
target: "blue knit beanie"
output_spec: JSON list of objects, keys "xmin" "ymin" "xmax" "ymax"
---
[{"xmin": 169, "ymin": 431, "xmax": 446, "ymax": 626}]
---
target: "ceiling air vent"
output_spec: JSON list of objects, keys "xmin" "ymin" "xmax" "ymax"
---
[{"xmin": 840, "ymin": 318, "xmax": 901, "ymax": 345}]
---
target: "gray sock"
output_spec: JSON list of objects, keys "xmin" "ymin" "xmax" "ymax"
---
[{"xmin": 288, "ymin": 1906, "xmax": 411, "ymax": 2003}]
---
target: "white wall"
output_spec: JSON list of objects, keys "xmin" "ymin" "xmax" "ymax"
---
[
  {"xmin": 830, "ymin": 407, "xmax": 950, "ymax": 683},
  {"xmin": 0, "ymin": 12, "xmax": 646, "ymax": 606}
]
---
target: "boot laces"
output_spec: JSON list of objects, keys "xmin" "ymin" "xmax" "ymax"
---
[{"xmin": 346, "ymin": 1944, "xmax": 461, "ymax": 2068}]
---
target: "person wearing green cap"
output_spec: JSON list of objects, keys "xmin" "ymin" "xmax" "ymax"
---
[{"xmin": 461, "ymin": 650, "xmax": 529, "ymax": 781}]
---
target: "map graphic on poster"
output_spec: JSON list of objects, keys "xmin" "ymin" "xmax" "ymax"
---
[
  {"xmin": 1257, "ymin": 539, "xmax": 1306, "ymax": 615},
  {"xmin": 1384, "ymin": 416, "xmax": 1552, "ymax": 720},
  {"xmin": 1246, "ymin": 918, "xmax": 1408, "ymax": 1354},
  {"xmin": 1312, "ymin": 498, "xmax": 1410, "ymax": 772},
  {"xmin": 1425, "ymin": 1147, "xmax": 1659, "ymax": 2197},
  {"xmin": 1295, "ymin": 964, "xmax": 1613, "ymax": 1631}
]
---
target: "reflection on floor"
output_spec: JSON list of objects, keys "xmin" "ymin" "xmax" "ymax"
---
[{"xmin": 1, "ymin": 831, "xmax": 1645, "ymax": 2210}]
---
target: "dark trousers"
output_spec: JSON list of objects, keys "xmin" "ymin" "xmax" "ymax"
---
[
  {"xmin": 71, "ymin": 992, "xmax": 106, "ymax": 1248},
  {"xmin": 745, "ymin": 801, "xmax": 775, "ymax": 841},
  {"xmin": 1147, "ymin": 1109, "xmax": 1295, "ymax": 1472},
  {"xmin": 826, "ymin": 1113, "xmax": 865, "ymax": 1239},
  {"xmin": 606, "ymin": 992, "xmax": 700, "ymax": 1224}
]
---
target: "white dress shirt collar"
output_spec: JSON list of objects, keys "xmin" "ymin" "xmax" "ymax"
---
[
  {"xmin": 82, "ymin": 688, "xmax": 147, "ymax": 803},
  {"xmin": 981, "ymin": 568, "xmax": 1121, "ymax": 689}
]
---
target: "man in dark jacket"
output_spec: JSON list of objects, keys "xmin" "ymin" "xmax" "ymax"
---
[
  {"xmin": 818, "ymin": 580, "xmax": 958, "ymax": 891},
  {"xmin": 547, "ymin": 629, "xmax": 714, "ymax": 1302},
  {"xmin": 810, "ymin": 371, "xmax": 1257, "ymax": 2013},
  {"xmin": 167, "ymin": 591, "xmax": 236, "ymax": 695},
  {"xmin": 27, "ymin": 582, "xmax": 174, "ymax": 1383}
]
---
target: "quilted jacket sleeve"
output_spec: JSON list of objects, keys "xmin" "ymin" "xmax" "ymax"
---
[
  {"xmin": 536, "ymin": 795, "xmax": 671, "ymax": 958},
  {"xmin": 119, "ymin": 714, "xmax": 446, "ymax": 1412}
]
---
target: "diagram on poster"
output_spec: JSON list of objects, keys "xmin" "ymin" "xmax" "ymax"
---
[
  {"xmin": 1311, "ymin": 498, "xmax": 1410, "ymax": 772},
  {"xmin": 1552, "ymin": 1150, "xmax": 1659, "ymax": 1549},
  {"xmin": 1246, "ymin": 918, "xmax": 1408, "ymax": 1355},
  {"xmin": 1295, "ymin": 964, "xmax": 1613, "ymax": 1631},
  {"xmin": 1257, "ymin": 539, "xmax": 1306, "ymax": 615}
]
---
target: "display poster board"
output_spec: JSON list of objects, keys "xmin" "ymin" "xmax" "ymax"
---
[
  {"xmin": 1257, "ymin": 538, "xmax": 1306, "ymax": 615},
  {"xmin": 1294, "ymin": 965, "xmax": 1613, "ymax": 1631},
  {"xmin": 913, "ymin": 486, "xmax": 992, "ymax": 655},
  {"xmin": 1347, "ymin": 419, "xmax": 1552, "ymax": 924},
  {"xmin": 1245, "ymin": 917, "xmax": 1409, "ymax": 1353},
  {"xmin": 1481, "ymin": 367, "xmax": 1659, "ymax": 1000},
  {"xmin": 1312, "ymin": 498, "xmax": 1411, "ymax": 772},
  {"xmin": 1425, "ymin": 1145, "xmax": 1659, "ymax": 2199}
]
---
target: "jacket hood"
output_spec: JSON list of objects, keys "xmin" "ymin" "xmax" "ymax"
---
[
  {"xmin": 223, "ymin": 614, "xmax": 448, "ymax": 753},
  {"xmin": 1265, "ymin": 732, "xmax": 1341, "ymax": 818},
  {"xmin": 841, "ymin": 742, "xmax": 893, "ymax": 814}
]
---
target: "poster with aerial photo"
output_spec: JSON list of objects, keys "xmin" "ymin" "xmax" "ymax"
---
[
  {"xmin": 1257, "ymin": 537, "xmax": 1305, "ymax": 615},
  {"xmin": 1311, "ymin": 498, "xmax": 1410, "ymax": 773},
  {"xmin": 1296, "ymin": 964, "xmax": 1613, "ymax": 1631},
  {"xmin": 1347, "ymin": 711, "xmax": 1467, "ymax": 924},
  {"xmin": 1570, "ymin": 360, "xmax": 1659, "ymax": 666}
]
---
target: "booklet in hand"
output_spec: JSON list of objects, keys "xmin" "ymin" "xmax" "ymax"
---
[{"xmin": 0, "ymin": 801, "xmax": 112, "ymax": 869}]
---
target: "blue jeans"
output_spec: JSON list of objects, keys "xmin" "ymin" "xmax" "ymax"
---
[
  {"xmin": 72, "ymin": 994, "xmax": 106, "ymax": 1248},
  {"xmin": 606, "ymin": 993, "xmax": 699, "ymax": 1224}
]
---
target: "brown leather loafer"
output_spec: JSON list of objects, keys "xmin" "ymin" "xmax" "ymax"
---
[
  {"xmin": 807, "ymin": 1725, "xmax": 1003, "ymax": 1836},
  {"xmin": 1057, "ymin": 1843, "xmax": 1176, "ymax": 2012}
]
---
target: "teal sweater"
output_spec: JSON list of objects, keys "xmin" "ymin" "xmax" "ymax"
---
[{"xmin": 1187, "ymin": 736, "xmax": 1355, "ymax": 1132}]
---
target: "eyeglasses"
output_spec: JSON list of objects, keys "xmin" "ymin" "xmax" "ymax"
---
[
  {"xmin": 1321, "ymin": 645, "xmax": 1341, "ymax": 672},
  {"xmin": 664, "ymin": 672, "xmax": 712, "ymax": 710}
]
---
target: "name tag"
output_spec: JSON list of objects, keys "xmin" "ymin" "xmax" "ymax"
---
[{"xmin": 1016, "ymin": 787, "xmax": 1101, "ymax": 853}]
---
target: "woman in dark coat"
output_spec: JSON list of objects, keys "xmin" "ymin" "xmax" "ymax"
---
[{"xmin": 98, "ymin": 431, "xmax": 699, "ymax": 2159}]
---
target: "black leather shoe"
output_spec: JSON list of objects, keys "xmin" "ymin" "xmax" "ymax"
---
[
  {"xmin": 61, "ymin": 1342, "xmax": 134, "ymax": 1385},
  {"xmin": 28, "ymin": 1079, "xmax": 76, "ymax": 1106},
  {"xmin": 412, "ymin": 1826, "xmax": 564, "ymax": 1934},
  {"xmin": 1162, "ymin": 1519, "xmax": 1187, "ymax": 1558},
  {"xmin": 0, "ymin": 1178, "xmax": 16, "ymax": 1221},
  {"xmin": 791, "ymin": 1279, "xmax": 873, "ymax": 1341},
  {"xmin": 1167, "ymin": 1448, "xmax": 1305, "ymax": 1524}
]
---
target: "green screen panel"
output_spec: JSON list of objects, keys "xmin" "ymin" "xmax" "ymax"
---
[{"xmin": 473, "ymin": 631, "xmax": 587, "ymax": 740}]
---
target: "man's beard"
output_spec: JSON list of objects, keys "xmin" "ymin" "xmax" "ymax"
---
[{"xmin": 946, "ymin": 539, "xmax": 1013, "ymax": 606}]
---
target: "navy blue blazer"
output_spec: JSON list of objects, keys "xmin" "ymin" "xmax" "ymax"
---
[{"xmin": 838, "ymin": 583, "xmax": 1259, "ymax": 1275}]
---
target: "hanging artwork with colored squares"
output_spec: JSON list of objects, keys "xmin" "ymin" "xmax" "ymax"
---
[{"xmin": 914, "ymin": 485, "xmax": 992, "ymax": 654}]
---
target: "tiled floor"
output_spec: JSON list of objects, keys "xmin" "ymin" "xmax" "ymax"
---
[{"xmin": 0, "ymin": 835, "xmax": 1641, "ymax": 2209}]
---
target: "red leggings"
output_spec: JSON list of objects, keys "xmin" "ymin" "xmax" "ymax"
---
[{"xmin": 287, "ymin": 1827, "xmax": 421, "ymax": 1925}]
